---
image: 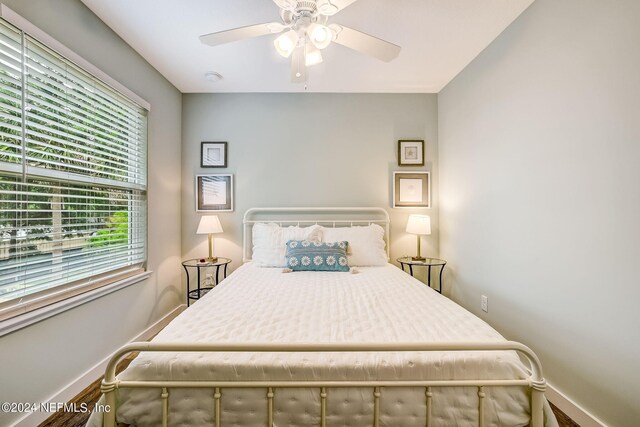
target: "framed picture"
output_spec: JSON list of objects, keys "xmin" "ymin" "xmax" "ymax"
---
[
  {"xmin": 195, "ymin": 174, "xmax": 233, "ymax": 212},
  {"xmin": 398, "ymin": 140, "xmax": 424, "ymax": 166},
  {"xmin": 201, "ymin": 142, "xmax": 227, "ymax": 168},
  {"xmin": 393, "ymin": 172, "xmax": 430, "ymax": 208}
]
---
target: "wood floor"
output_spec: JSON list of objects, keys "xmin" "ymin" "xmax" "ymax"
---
[
  {"xmin": 550, "ymin": 402, "xmax": 580, "ymax": 427},
  {"xmin": 39, "ymin": 352, "xmax": 137, "ymax": 427},
  {"xmin": 39, "ymin": 363, "xmax": 581, "ymax": 427}
]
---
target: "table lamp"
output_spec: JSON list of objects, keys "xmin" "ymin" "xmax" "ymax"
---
[
  {"xmin": 406, "ymin": 214, "xmax": 431, "ymax": 261},
  {"xmin": 196, "ymin": 215, "xmax": 223, "ymax": 263}
]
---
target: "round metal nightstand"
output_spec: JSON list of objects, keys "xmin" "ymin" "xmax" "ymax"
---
[
  {"xmin": 397, "ymin": 256, "xmax": 447, "ymax": 293},
  {"xmin": 181, "ymin": 258, "xmax": 231, "ymax": 306}
]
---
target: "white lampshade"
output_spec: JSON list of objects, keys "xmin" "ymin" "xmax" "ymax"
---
[
  {"xmin": 305, "ymin": 43, "xmax": 323, "ymax": 67},
  {"xmin": 274, "ymin": 30, "xmax": 299, "ymax": 58},
  {"xmin": 406, "ymin": 214, "xmax": 431, "ymax": 235},
  {"xmin": 308, "ymin": 23, "xmax": 332, "ymax": 49},
  {"xmin": 196, "ymin": 216, "xmax": 223, "ymax": 234}
]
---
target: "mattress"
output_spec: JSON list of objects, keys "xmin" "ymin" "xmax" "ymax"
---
[{"xmin": 88, "ymin": 263, "xmax": 557, "ymax": 427}]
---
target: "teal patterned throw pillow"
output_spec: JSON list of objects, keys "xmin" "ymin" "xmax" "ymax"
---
[{"xmin": 285, "ymin": 240, "xmax": 350, "ymax": 272}]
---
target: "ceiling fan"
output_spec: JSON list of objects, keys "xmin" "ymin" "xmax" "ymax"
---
[{"xmin": 199, "ymin": 0, "xmax": 401, "ymax": 83}]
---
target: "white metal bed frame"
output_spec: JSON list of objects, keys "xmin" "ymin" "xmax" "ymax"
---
[
  {"xmin": 100, "ymin": 207, "xmax": 547, "ymax": 427},
  {"xmin": 242, "ymin": 206, "xmax": 391, "ymax": 262}
]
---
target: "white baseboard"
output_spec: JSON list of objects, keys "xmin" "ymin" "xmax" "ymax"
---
[
  {"xmin": 11, "ymin": 304, "xmax": 186, "ymax": 427},
  {"xmin": 546, "ymin": 382, "xmax": 607, "ymax": 427}
]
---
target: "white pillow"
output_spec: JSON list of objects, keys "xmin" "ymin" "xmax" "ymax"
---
[
  {"xmin": 252, "ymin": 223, "xmax": 323, "ymax": 267},
  {"xmin": 321, "ymin": 224, "xmax": 388, "ymax": 266}
]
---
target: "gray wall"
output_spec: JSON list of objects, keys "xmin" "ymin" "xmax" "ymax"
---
[
  {"xmin": 438, "ymin": 0, "xmax": 640, "ymax": 425},
  {"xmin": 0, "ymin": 1, "xmax": 182, "ymax": 425},
  {"xmin": 182, "ymin": 94, "xmax": 439, "ymax": 275}
]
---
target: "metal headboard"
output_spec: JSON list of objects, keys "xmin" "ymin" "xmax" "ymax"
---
[{"xmin": 242, "ymin": 207, "xmax": 391, "ymax": 263}]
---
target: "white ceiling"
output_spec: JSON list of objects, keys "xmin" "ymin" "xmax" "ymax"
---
[{"xmin": 81, "ymin": 0, "xmax": 534, "ymax": 93}]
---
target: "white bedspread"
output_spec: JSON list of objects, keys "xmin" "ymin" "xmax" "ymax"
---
[{"xmin": 88, "ymin": 263, "xmax": 557, "ymax": 427}]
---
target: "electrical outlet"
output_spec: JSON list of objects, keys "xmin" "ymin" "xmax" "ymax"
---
[{"xmin": 481, "ymin": 295, "xmax": 488, "ymax": 312}]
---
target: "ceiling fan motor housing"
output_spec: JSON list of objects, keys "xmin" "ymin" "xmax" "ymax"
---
[
  {"xmin": 280, "ymin": 1, "xmax": 329, "ymax": 24},
  {"xmin": 296, "ymin": 1, "xmax": 318, "ymax": 13}
]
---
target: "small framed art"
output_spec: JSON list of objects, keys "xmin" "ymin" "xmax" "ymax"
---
[
  {"xmin": 201, "ymin": 142, "xmax": 227, "ymax": 168},
  {"xmin": 393, "ymin": 172, "xmax": 430, "ymax": 208},
  {"xmin": 195, "ymin": 174, "xmax": 233, "ymax": 212},
  {"xmin": 398, "ymin": 140, "xmax": 424, "ymax": 166}
]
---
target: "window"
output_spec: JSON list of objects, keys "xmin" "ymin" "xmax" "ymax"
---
[{"xmin": 0, "ymin": 17, "xmax": 147, "ymax": 318}]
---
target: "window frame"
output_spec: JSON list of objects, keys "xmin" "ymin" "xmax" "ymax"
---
[{"xmin": 0, "ymin": 5, "xmax": 150, "ymax": 330}]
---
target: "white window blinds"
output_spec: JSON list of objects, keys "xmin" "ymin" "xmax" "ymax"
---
[{"xmin": 0, "ymin": 18, "xmax": 147, "ymax": 309}]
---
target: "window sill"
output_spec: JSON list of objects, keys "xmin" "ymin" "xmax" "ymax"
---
[{"xmin": 0, "ymin": 270, "xmax": 152, "ymax": 338}]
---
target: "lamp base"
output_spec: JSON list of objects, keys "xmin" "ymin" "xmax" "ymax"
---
[
  {"xmin": 411, "ymin": 256, "xmax": 426, "ymax": 261},
  {"xmin": 207, "ymin": 256, "xmax": 218, "ymax": 263}
]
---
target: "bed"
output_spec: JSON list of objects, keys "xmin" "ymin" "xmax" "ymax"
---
[{"xmin": 89, "ymin": 207, "xmax": 556, "ymax": 427}]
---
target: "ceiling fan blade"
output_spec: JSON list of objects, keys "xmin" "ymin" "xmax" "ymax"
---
[
  {"xmin": 273, "ymin": 0, "xmax": 297, "ymax": 11},
  {"xmin": 291, "ymin": 45, "xmax": 307, "ymax": 83},
  {"xmin": 200, "ymin": 23, "xmax": 283, "ymax": 47},
  {"xmin": 317, "ymin": 0, "xmax": 360, "ymax": 16},
  {"xmin": 330, "ymin": 24, "xmax": 401, "ymax": 62}
]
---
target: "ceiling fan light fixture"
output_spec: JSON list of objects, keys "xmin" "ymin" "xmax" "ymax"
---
[
  {"xmin": 308, "ymin": 23, "xmax": 332, "ymax": 49},
  {"xmin": 200, "ymin": 0, "xmax": 402, "ymax": 84},
  {"xmin": 305, "ymin": 43, "xmax": 323, "ymax": 66},
  {"xmin": 274, "ymin": 30, "xmax": 299, "ymax": 58}
]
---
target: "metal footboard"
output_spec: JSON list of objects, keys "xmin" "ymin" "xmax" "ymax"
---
[{"xmin": 100, "ymin": 341, "xmax": 546, "ymax": 427}]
